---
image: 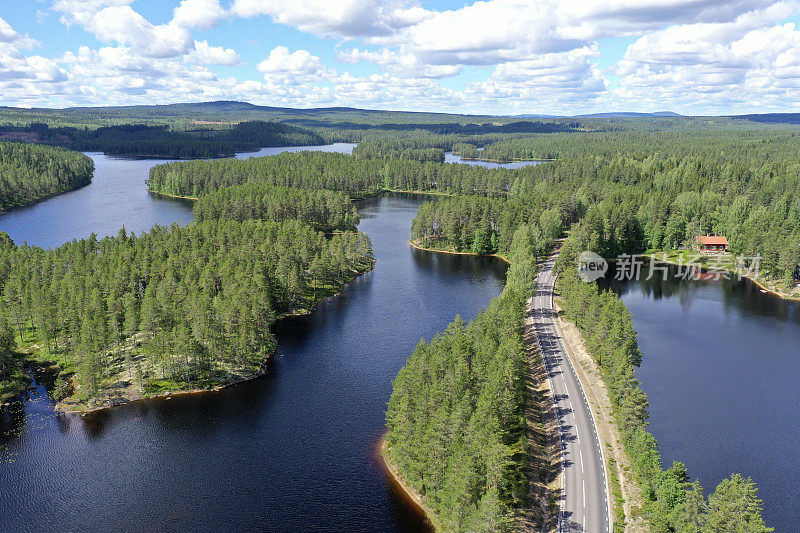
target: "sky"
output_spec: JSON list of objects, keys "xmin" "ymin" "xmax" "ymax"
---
[{"xmin": 2, "ymin": 0, "xmax": 800, "ymax": 115}]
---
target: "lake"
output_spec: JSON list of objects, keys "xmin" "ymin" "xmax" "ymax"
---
[
  {"xmin": 0, "ymin": 145, "xmax": 507, "ymax": 532},
  {"xmin": 444, "ymin": 151, "xmax": 544, "ymax": 169},
  {"xmin": 608, "ymin": 266, "xmax": 800, "ymax": 529},
  {"xmin": 0, "ymin": 143, "xmax": 356, "ymax": 249}
]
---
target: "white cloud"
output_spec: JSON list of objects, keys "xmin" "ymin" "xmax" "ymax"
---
[
  {"xmin": 0, "ymin": 45, "xmax": 67, "ymax": 83},
  {"xmin": 189, "ymin": 41, "xmax": 241, "ymax": 66},
  {"xmin": 0, "ymin": 16, "xmax": 38, "ymax": 49},
  {"xmin": 611, "ymin": 5, "xmax": 800, "ymax": 113},
  {"xmin": 0, "ymin": 17, "xmax": 19, "ymax": 42},
  {"xmin": 230, "ymin": 0, "xmax": 431, "ymax": 38},
  {"xmin": 337, "ymin": 47, "xmax": 461, "ymax": 77},
  {"xmin": 172, "ymin": 0, "xmax": 227, "ymax": 30},
  {"xmin": 53, "ymin": 1, "xmax": 193, "ymax": 58},
  {"xmin": 257, "ymin": 46, "xmax": 331, "ymax": 80},
  {"xmin": 1, "ymin": 0, "xmax": 798, "ymax": 113}
]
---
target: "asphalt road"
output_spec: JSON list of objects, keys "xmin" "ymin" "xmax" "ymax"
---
[{"xmin": 531, "ymin": 255, "xmax": 610, "ymax": 533}]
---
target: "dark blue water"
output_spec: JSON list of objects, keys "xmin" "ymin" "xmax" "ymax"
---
[
  {"xmin": 0, "ymin": 153, "xmax": 194, "ymax": 249},
  {"xmin": 0, "ymin": 185, "xmax": 507, "ymax": 531},
  {"xmin": 609, "ymin": 267, "xmax": 800, "ymax": 529}
]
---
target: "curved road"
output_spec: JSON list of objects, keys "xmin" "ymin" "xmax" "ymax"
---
[{"xmin": 531, "ymin": 254, "xmax": 610, "ymax": 532}]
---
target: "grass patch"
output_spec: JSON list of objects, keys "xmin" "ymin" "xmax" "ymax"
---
[{"xmin": 607, "ymin": 456, "xmax": 626, "ymax": 531}]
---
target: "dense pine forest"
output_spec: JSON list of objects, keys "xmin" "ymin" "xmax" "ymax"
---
[
  {"xmin": 146, "ymin": 150, "xmax": 521, "ymax": 198},
  {"xmin": 193, "ymin": 183, "xmax": 359, "ymax": 232},
  {"xmin": 0, "ymin": 106, "xmax": 793, "ymax": 529},
  {"xmin": 0, "ymin": 121, "xmax": 323, "ymax": 158},
  {"xmin": 0, "ymin": 142, "xmax": 93, "ymax": 212},
  {"xmin": 386, "ymin": 222, "xmax": 545, "ymax": 530},
  {"xmin": 0, "ymin": 187, "xmax": 373, "ymax": 408},
  {"xmin": 147, "ymin": 128, "xmax": 800, "ymax": 290},
  {"xmin": 384, "ymin": 127, "xmax": 793, "ymax": 529}
]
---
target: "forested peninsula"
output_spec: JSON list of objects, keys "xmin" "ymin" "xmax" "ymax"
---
[
  {"xmin": 0, "ymin": 142, "xmax": 93, "ymax": 212},
  {"xmin": 0, "ymin": 185, "xmax": 373, "ymax": 410}
]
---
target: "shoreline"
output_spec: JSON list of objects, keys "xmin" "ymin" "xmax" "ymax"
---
[
  {"xmin": 148, "ymin": 189, "xmax": 199, "ymax": 201},
  {"xmin": 150, "ymin": 188, "xmax": 449, "ymax": 204},
  {"xmin": 408, "ymin": 240, "xmax": 510, "ymax": 264},
  {"xmin": 454, "ymin": 155, "xmax": 554, "ymax": 164},
  {"xmin": 645, "ymin": 252, "xmax": 800, "ymax": 302},
  {"xmin": 378, "ymin": 437, "xmax": 440, "ymax": 531},
  {"xmin": 46, "ymin": 259, "xmax": 376, "ymax": 415},
  {"xmin": 0, "ymin": 176, "xmax": 94, "ymax": 216},
  {"xmin": 54, "ymin": 366, "xmax": 270, "ymax": 415}
]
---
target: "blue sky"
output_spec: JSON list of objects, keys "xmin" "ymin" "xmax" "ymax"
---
[{"xmin": 1, "ymin": 1, "xmax": 800, "ymax": 115}]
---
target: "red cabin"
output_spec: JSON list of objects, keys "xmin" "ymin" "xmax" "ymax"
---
[{"xmin": 696, "ymin": 234, "xmax": 728, "ymax": 253}]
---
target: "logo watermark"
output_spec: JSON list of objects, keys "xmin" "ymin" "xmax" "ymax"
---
[
  {"xmin": 577, "ymin": 251, "xmax": 762, "ymax": 283},
  {"xmin": 577, "ymin": 251, "xmax": 608, "ymax": 282}
]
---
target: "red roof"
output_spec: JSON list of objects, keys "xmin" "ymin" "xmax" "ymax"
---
[{"xmin": 697, "ymin": 235, "xmax": 728, "ymax": 245}]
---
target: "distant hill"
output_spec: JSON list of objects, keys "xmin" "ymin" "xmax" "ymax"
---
[
  {"xmin": 573, "ymin": 111, "xmax": 683, "ymax": 118},
  {"xmin": 732, "ymin": 113, "xmax": 800, "ymax": 124},
  {"xmin": 512, "ymin": 113, "xmax": 562, "ymax": 119}
]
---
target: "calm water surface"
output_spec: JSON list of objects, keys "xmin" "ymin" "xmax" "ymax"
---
[
  {"xmin": 608, "ymin": 266, "xmax": 800, "ymax": 529},
  {"xmin": 236, "ymin": 142, "xmax": 356, "ymax": 159},
  {"xmin": 0, "ymin": 144, "xmax": 355, "ymax": 249},
  {"xmin": 0, "ymin": 151, "xmax": 507, "ymax": 532},
  {"xmin": 444, "ymin": 151, "xmax": 543, "ymax": 169}
]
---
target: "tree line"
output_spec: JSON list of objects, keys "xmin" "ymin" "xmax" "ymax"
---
[
  {"xmin": 411, "ymin": 195, "xmax": 563, "ymax": 256},
  {"xmin": 146, "ymin": 151, "xmax": 522, "ymax": 198},
  {"xmin": 146, "ymin": 130, "xmax": 800, "ymax": 286},
  {"xmin": 193, "ymin": 182, "xmax": 359, "ymax": 233},
  {"xmin": 0, "ymin": 121, "xmax": 324, "ymax": 159},
  {"xmin": 0, "ymin": 142, "xmax": 94, "ymax": 212},
  {"xmin": 385, "ymin": 126, "xmax": 790, "ymax": 530}
]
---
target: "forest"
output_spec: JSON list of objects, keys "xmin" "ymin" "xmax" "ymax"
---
[
  {"xmin": 192, "ymin": 183, "xmax": 359, "ymax": 232},
  {"xmin": 147, "ymin": 128, "xmax": 800, "ymax": 303},
  {"xmin": 386, "ymin": 126, "xmax": 793, "ymax": 529},
  {"xmin": 147, "ymin": 150, "xmax": 530, "ymax": 199},
  {"xmin": 0, "ymin": 142, "xmax": 94, "ymax": 212},
  {"xmin": 0, "ymin": 121, "xmax": 324, "ymax": 158},
  {"xmin": 0, "ymin": 187, "xmax": 373, "ymax": 408},
  {"xmin": 386, "ymin": 222, "xmax": 546, "ymax": 530},
  {"xmin": 0, "ymin": 111, "xmax": 790, "ymax": 529}
]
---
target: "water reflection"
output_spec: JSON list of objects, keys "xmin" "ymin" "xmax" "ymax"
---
[
  {"xmin": 607, "ymin": 262, "xmax": 800, "ymax": 529},
  {"xmin": 0, "ymin": 194, "xmax": 506, "ymax": 532}
]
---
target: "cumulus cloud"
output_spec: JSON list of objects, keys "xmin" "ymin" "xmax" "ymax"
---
[
  {"xmin": 612, "ymin": 5, "xmax": 800, "ymax": 112},
  {"xmin": 337, "ymin": 47, "xmax": 461, "ymax": 77},
  {"xmin": 257, "ymin": 46, "xmax": 331, "ymax": 80},
  {"xmin": 172, "ymin": 0, "xmax": 227, "ymax": 30},
  {"xmin": 0, "ymin": 18, "xmax": 64, "ymax": 88},
  {"xmin": 189, "ymin": 41, "xmax": 241, "ymax": 66},
  {"xmin": 54, "ymin": 2, "xmax": 193, "ymax": 58},
  {"xmin": 230, "ymin": 0, "xmax": 431, "ymax": 38},
  {"xmin": 0, "ymin": 16, "xmax": 38, "ymax": 49},
  {"xmin": 3, "ymin": 0, "xmax": 800, "ymax": 113},
  {"xmin": 463, "ymin": 46, "xmax": 608, "ymax": 113}
]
